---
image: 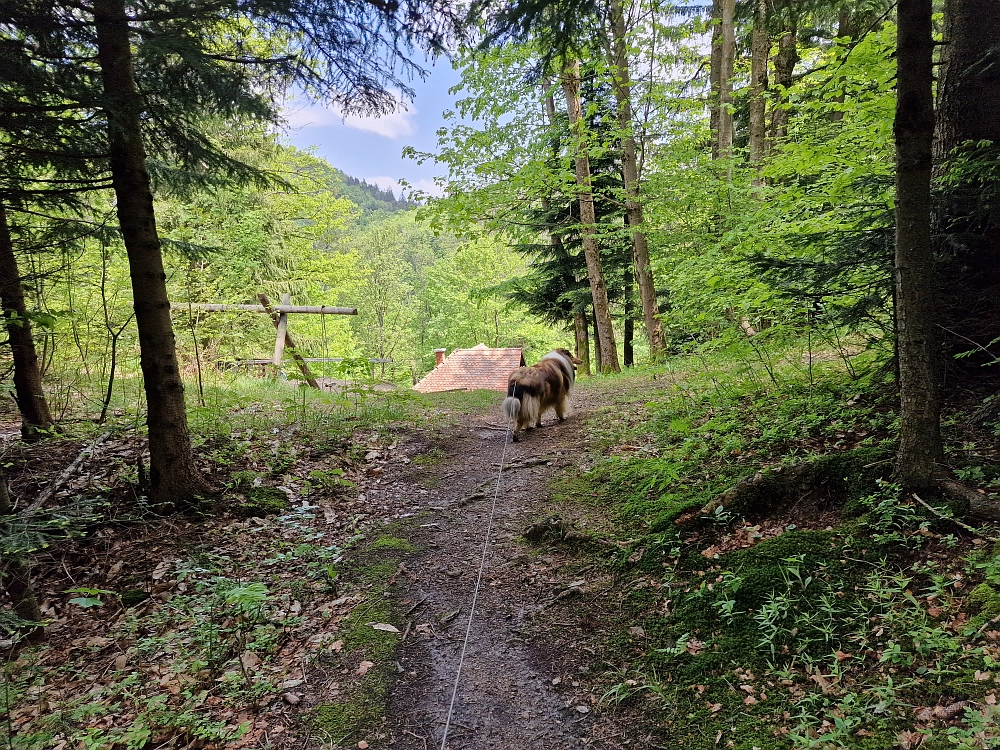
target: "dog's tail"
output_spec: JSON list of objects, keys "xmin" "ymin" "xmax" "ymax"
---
[{"xmin": 502, "ymin": 395, "xmax": 520, "ymax": 422}]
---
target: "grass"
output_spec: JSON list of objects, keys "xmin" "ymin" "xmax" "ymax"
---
[
  {"xmin": 0, "ymin": 369, "xmax": 465, "ymax": 750},
  {"xmin": 555, "ymin": 350, "xmax": 1000, "ymax": 748}
]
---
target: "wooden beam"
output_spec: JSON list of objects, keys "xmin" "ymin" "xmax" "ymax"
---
[
  {"xmin": 236, "ymin": 358, "xmax": 393, "ymax": 364},
  {"xmin": 258, "ymin": 294, "xmax": 320, "ymax": 389},
  {"xmin": 170, "ymin": 303, "xmax": 357, "ymax": 315},
  {"xmin": 272, "ymin": 293, "xmax": 289, "ymax": 366}
]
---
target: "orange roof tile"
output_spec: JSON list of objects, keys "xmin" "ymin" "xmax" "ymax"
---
[{"xmin": 413, "ymin": 344, "xmax": 526, "ymax": 393}]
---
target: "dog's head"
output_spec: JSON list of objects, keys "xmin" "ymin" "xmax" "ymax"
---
[{"xmin": 554, "ymin": 348, "xmax": 583, "ymax": 369}]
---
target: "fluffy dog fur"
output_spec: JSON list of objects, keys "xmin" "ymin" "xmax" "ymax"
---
[{"xmin": 502, "ymin": 348, "xmax": 582, "ymax": 442}]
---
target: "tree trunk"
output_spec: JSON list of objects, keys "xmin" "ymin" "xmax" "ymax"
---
[
  {"xmin": 592, "ymin": 306, "xmax": 603, "ymax": 370},
  {"xmin": 561, "ymin": 58, "xmax": 620, "ymax": 374},
  {"xmin": 748, "ymin": 0, "xmax": 770, "ymax": 177},
  {"xmin": 0, "ymin": 204, "xmax": 55, "ymax": 442},
  {"xmin": 769, "ymin": 16, "xmax": 798, "ymax": 143},
  {"xmin": 623, "ymin": 261, "xmax": 634, "ymax": 367},
  {"xmin": 716, "ymin": 0, "xmax": 736, "ymax": 159},
  {"xmin": 710, "ymin": 0, "xmax": 722, "ymax": 155},
  {"xmin": 933, "ymin": 0, "xmax": 1000, "ymax": 367},
  {"xmin": 574, "ymin": 310, "xmax": 591, "ymax": 376},
  {"xmin": 93, "ymin": 0, "xmax": 201, "ymax": 510},
  {"xmin": 607, "ymin": 0, "xmax": 666, "ymax": 362},
  {"xmin": 894, "ymin": 0, "xmax": 941, "ymax": 489}
]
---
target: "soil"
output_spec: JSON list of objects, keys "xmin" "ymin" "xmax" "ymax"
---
[{"xmin": 368, "ymin": 390, "xmax": 611, "ymax": 749}]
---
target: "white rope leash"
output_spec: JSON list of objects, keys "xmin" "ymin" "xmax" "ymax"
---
[{"xmin": 439, "ymin": 398, "xmax": 516, "ymax": 750}]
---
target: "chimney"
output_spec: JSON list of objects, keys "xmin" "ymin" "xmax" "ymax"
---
[{"xmin": 434, "ymin": 348, "xmax": 447, "ymax": 366}]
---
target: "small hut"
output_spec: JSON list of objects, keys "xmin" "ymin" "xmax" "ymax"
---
[{"xmin": 413, "ymin": 344, "xmax": 525, "ymax": 393}]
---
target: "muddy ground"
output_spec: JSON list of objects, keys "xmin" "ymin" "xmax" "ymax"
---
[{"xmin": 365, "ymin": 390, "xmax": 623, "ymax": 749}]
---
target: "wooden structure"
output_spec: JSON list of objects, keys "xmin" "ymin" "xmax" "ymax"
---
[
  {"xmin": 413, "ymin": 344, "xmax": 525, "ymax": 393},
  {"xmin": 172, "ymin": 293, "xmax": 357, "ymax": 389}
]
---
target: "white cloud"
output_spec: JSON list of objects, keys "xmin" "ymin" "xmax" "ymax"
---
[
  {"xmin": 342, "ymin": 104, "xmax": 416, "ymax": 139},
  {"xmin": 282, "ymin": 93, "xmax": 417, "ymax": 140},
  {"xmin": 408, "ymin": 178, "xmax": 445, "ymax": 198}
]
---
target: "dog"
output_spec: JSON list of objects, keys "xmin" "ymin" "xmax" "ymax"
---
[{"xmin": 502, "ymin": 348, "xmax": 582, "ymax": 442}]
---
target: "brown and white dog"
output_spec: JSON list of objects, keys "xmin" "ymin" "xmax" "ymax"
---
[{"xmin": 502, "ymin": 348, "xmax": 582, "ymax": 442}]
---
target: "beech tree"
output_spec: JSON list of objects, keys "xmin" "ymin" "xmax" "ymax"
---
[
  {"xmin": 711, "ymin": 0, "xmax": 736, "ymax": 159},
  {"xmin": 561, "ymin": 58, "xmax": 620, "ymax": 373},
  {"xmin": 748, "ymin": 0, "xmax": 770, "ymax": 174},
  {"xmin": 603, "ymin": 0, "xmax": 666, "ymax": 361}
]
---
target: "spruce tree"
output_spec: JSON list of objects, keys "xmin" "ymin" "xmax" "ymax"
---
[{"xmin": 1, "ymin": 0, "xmax": 459, "ymax": 508}]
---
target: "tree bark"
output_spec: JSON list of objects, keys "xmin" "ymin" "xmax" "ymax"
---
[
  {"xmin": 561, "ymin": 58, "xmax": 620, "ymax": 374},
  {"xmin": 748, "ymin": 0, "xmax": 770, "ymax": 177},
  {"xmin": 574, "ymin": 310, "xmax": 591, "ymax": 376},
  {"xmin": 623, "ymin": 260, "xmax": 634, "ymax": 367},
  {"xmin": 93, "ymin": 0, "xmax": 201, "ymax": 509},
  {"xmin": 716, "ymin": 0, "xmax": 736, "ymax": 159},
  {"xmin": 592, "ymin": 306, "xmax": 603, "ymax": 369},
  {"xmin": 607, "ymin": 0, "xmax": 666, "ymax": 362},
  {"xmin": 769, "ymin": 16, "xmax": 798, "ymax": 143},
  {"xmin": 894, "ymin": 0, "xmax": 941, "ymax": 488},
  {"xmin": 709, "ymin": 0, "xmax": 722, "ymax": 154},
  {"xmin": 0, "ymin": 204, "xmax": 55, "ymax": 442},
  {"xmin": 933, "ymin": 0, "xmax": 1000, "ymax": 366}
]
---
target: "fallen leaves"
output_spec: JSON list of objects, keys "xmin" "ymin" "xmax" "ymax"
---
[
  {"xmin": 355, "ymin": 661, "xmax": 375, "ymax": 676},
  {"xmin": 896, "ymin": 730, "xmax": 925, "ymax": 749}
]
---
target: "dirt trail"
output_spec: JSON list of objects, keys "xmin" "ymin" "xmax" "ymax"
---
[{"xmin": 366, "ymin": 391, "xmax": 605, "ymax": 749}]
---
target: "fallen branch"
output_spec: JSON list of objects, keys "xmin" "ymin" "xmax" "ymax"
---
[
  {"xmin": 912, "ymin": 492, "xmax": 998, "ymax": 542},
  {"xmin": 22, "ymin": 431, "xmax": 112, "ymax": 512}
]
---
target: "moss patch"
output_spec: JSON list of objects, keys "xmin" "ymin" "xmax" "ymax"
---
[
  {"xmin": 410, "ymin": 447, "xmax": 445, "ymax": 466},
  {"xmin": 369, "ymin": 535, "xmax": 416, "ymax": 553}
]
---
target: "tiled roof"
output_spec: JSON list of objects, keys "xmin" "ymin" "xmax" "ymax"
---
[{"xmin": 413, "ymin": 344, "xmax": 526, "ymax": 393}]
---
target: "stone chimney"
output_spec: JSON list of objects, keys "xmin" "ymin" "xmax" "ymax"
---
[{"xmin": 434, "ymin": 348, "xmax": 447, "ymax": 366}]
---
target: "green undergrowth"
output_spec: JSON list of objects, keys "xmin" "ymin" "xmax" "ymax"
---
[
  {"xmin": 562, "ymin": 355, "xmax": 1000, "ymax": 748},
  {"xmin": 309, "ymin": 525, "xmax": 419, "ymax": 747}
]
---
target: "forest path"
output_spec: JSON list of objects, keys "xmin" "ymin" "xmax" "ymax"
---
[{"xmin": 371, "ymin": 386, "xmax": 612, "ymax": 750}]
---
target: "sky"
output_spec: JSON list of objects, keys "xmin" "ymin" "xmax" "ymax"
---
[{"xmin": 282, "ymin": 60, "xmax": 464, "ymax": 200}]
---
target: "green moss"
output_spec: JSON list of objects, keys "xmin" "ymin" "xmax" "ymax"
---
[
  {"xmin": 310, "ymin": 556, "xmax": 404, "ymax": 746},
  {"xmin": 236, "ymin": 486, "xmax": 288, "ymax": 517},
  {"xmin": 968, "ymin": 583, "xmax": 1000, "ymax": 629},
  {"xmin": 359, "ymin": 560, "xmax": 400, "ymax": 581},
  {"xmin": 411, "ymin": 448, "xmax": 445, "ymax": 466},
  {"xmin": 312, "ymin": 699, "xmax": 383, "ymax": 745},
  {"xmin": 369, "ymin": 535, "xmax": 416, "ymax": 552}
]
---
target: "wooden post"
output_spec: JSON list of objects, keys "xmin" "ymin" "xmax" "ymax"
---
[
  {"xmin": 273, "ymin": 293, "xmax": 289, "ymax": 365},
  {"xmin": 258, "ymin": 294, "xmax": 320, "ymax": 389}
]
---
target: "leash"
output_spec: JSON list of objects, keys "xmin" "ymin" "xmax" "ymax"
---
[{"xmin": 439, "ymin": 389, "xmax": 516, "ymax": 749}]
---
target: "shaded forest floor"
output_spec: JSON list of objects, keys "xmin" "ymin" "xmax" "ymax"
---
[{"xmin": 6, "ymin": 354, "xmax": 1000, "ymax": 749}]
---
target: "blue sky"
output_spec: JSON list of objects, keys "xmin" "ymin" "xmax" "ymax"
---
[{"xmin": 282, "ymin": 60, "xmax": 463, "ymax": 199}]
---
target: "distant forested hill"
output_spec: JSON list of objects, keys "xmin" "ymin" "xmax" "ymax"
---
[{"xmin": 337, "ymin": 173, "xmax": 413, "ymax": 213}]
